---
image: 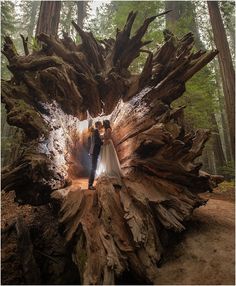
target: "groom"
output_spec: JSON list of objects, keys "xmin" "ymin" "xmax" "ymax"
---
[{"xmin": 88, "ymin": 121, "xmax": 103, "ymax": 190}]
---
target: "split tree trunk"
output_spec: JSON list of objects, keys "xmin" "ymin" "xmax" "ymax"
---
[
  {"xmin": 1, "ymin": 11, "xmax": 224, "ymax": 284},
  {"xmin": 207, "ymin": 1, "xmax": 235, "ymax": 158}
]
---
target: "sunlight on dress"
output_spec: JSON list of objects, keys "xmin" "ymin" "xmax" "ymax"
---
[{"xmin": 96, "ymin": 139, "xmax": 122, "ymax": 185}]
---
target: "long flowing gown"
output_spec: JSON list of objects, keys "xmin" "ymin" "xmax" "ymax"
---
[{"xmin": 96, "ymin": 128, "xmax": 122, "ymax": 184}]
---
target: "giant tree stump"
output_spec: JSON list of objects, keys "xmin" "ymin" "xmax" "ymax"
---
[{"xmin": 1, "ymin": 11, "xmax": 223, "ymax": 284}]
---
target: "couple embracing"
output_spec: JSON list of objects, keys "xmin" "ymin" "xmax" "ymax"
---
[{"xmin": 88, "ymin": 120, "xmax": 122, "ymax": 190}]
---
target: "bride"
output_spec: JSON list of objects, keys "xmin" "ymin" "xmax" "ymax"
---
[{"xmin": 96, "ymin": 120, "xmax": 122, "ymax": 184}]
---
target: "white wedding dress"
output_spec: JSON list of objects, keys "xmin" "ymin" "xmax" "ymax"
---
[{"xmin": 96, "ymin": 128, "xmax": 122, "ymax": 184}]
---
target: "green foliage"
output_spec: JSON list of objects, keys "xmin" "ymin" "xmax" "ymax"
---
[
  {"xmin": 87, "ymin": 1, "xmax": 165, "ymax": 41},
  {"xmin": 31, "ymin": 36, "xmax": 41, "ymax": 52},
  {"xmin": 1, "ymin": 0, "xmax": 17, "ymax": 80},
  {"xmin": 220, "ymin": 1, "xmax": 235, "ymax": 34},
  {"xmin": 1, "ymin": 104, "xmax": 23, "ymax": 167},
  {"xmin": 166, "ymin": 1, "xmax": 196, "ymax": 35},
  {"xmin": 59, "ymin": 1, "xmax": 77, "ymax": 37},
  {"xmin": 220, "ymin": 1, "xmax": 235, "ymax": 59},
  {"xmin": 1, "ymin": 0, "xmax": 15, "ymax": 38},
  {"xmin": 174, "ymin": 64, "xmax": 218, "ymax": 130},
  {"xmin": 218, "ymin": 161, "xmax": 235, "ymax": 180},
  {"xmin": 18, "ymin": 1, "xmax": 40, "ymax": 39}
]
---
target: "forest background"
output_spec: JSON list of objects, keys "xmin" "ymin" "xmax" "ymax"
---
[{"xmin": 1, "ymin": 0, "xmax": 235, "ymax": 179}]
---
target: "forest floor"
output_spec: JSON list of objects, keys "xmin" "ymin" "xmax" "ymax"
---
[
  {"xmin": 157, "ymin": 181, "xmax": 235, "ymax": 285},
  {"xmin": 1, "ymin": 180, "xmax": 235, "ymax": 285}
]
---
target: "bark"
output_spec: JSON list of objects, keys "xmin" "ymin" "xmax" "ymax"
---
[
  {"xmin": 165, "ymin": 1, "xmax": 181, "ymax": 28},
  {"xmin": 220, "ymin": 107, "xmax": 233, "ymax": 162},
  {"xmin": 207, "ymin": 1, "xmax": 235, "ymax": 157},
  {"xmin": 165, "ymin": 0, "xmax": 204, "ymax": 50},
  {"xmin": 1, "ymin": 197, "xmax": 80, "ymax": 284},
  {"xmin": 1, "ymin": 11, "xmax": 223, "ymax": 284},
  {"xmin": 210, "ymin": 113, "xmax": 226, "ymax": 172},
  {"xmin": 15, "ymin": 216, "xmax": 41, "ymax": 284},
  {"xmin": 64, "ymin": 2, "xmax": 73, "ymax": 34},
  {"xmin": 35, "ymin": 1, "xmax": 62, "ymax": 36},
  {"xmin": 214, "ymin": 59, "xmax": 233, "ymax": 162},
  {"xmin": 76, "ymin": 1, "xmax": 87, "ymax": 29},
  {"xmin": 208, "ymin": 148, "xmax": 217, "ymax": 174},
  {"xmin": 201, "ymin": 148, "xmax": 210, "ymax": 172}
]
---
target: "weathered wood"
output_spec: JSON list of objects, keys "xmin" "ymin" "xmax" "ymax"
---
[
  {"xmin": 1, "ymin": 197, "xmax": 81, "ymax": 285},
  {"xmin": 20, "ymin": 34, "xmax": 29, "ymax": 56},
  {"xmin": 51, "ymin": 172, "xmax": 207, "ymax": 284},
  {"xmin": 15, "ymin": 216, "xmax": 41, "ymax": 284}
]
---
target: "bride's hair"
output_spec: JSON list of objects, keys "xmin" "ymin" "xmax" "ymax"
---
[{"xmin": 103, "ymin": 120, "xmax": 111, "ymax": 130}]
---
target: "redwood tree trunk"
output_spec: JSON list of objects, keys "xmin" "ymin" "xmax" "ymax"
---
[
  {"xmin": 201, "ymin": 148, "xmax": 211, "ymax": 172},
  {"xmin": 214, "ymin": 61, "xmax": 233, "ymax": 162},
  {"xmin": 207, "ymin": 1, "xmax": 235, "ymax": 158},
  {"xmin": 76, "ymin": 1, "xmax": 87, "ymax": 29},
  {"xmin": 211, "ymin": 113, "xmax": 226, "ymax": 172},
  {"xmin": 165, "ymin": 1, "xmax": 181, "ymax": 29},
  {"xmin": 36, "ymin": 1, "xmax": 62, "ymax": 36}
]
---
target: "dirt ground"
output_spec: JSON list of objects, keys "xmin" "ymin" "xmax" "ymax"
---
[
  {"xmin": 1, "ymin": 181, "xmax": 235, "ymax": 285},
  {"xmin": 156, "ymin": 181, "xmax": 235, "ymax": 285}
]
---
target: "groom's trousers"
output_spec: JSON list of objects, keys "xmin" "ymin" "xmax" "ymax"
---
[{"xmin": 88, "ymin": 151, "xmax": 99, "ymax": 187}]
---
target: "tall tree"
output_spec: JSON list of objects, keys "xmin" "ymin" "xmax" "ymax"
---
[
  {"xmin": 19, "ymin": 1, "xmax": 40, "ymax": 39},
  {"xmin": 36, "ymin": 1, "xmax": 62, "ymax": 36},
  {"xmin": 1, "ymin": 0, "xmax": 16, "ymax": 78},
  {"xmin": 60, "ymin": 1, "xmax": 76, "ymax": 36},
  {"xmin": 1, "ymin": 1, "xmax": 15, "ymax": 39},
  {"xmin": 211, "ymin": 113, "xmax": 226, "ymax": 172},
  {"xmin": 1, "ymin": 0, "xmax": 22, "ymax": 167},
  {"xmin": 76, "ymin": 1, "xmax": 87, "ymax": 29},
  {"xmin": 213, "ymin": 58, "xmax": 233, "ymax": 163},
  {"xmin": 220, "ymin": 1, "xmax": 235, "ymax": 59},
  {"xmin": 165, "ymin": 1, "xmax": 179, "ymax": 25},
  {"xmin": 207, "ymin": 1, "xmax": 235, "ymax": 157},
  {"xmin": 28, "ymin": 1, "xmax": 40, "ymax": 38},
  {"xmin": 165, "ymin": 0, "xmax": 204, "ymax": 49},
  {"xmin": 59, "ymin": 1, "xmax": 87, "ymax": 37}
]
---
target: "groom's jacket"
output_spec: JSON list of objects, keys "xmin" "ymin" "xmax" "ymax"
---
[{"xmin": 89, "ymin": 129, "xmax": 103, "ymax": 155}]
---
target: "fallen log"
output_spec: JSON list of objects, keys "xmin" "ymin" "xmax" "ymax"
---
[{"xmin": 1, "ymin": 11, "xmax": 221, "ymax": 284}]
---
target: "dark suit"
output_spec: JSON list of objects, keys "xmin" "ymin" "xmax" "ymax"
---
[{"xmin": 88, "ymin": 129, "xmax": 103, "ymax": 187}]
